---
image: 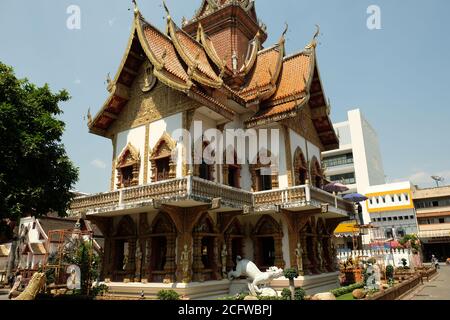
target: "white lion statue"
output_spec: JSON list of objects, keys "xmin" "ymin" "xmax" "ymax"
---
[{"xmin": 228, "ymin": 256, "xmax": 284, "ymax": 296}]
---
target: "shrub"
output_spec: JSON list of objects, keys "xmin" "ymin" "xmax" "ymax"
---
[
  {"xmin": 401, "ymin": 258, "xmax": 408, "ymax": 268},
  {"xmin": 157, "ymin": 290, "xmax": 180, "ymax": 300},
  {"xmin": 386, "ymin": 265, "xmax": 394, "ymax": 279},
  {"xmin": 331, "ymin": 282, "xmax": 364, "ymax": 297},
  {"xmin": 92, "ymin": 284, "xmax": 109, "ymax": 296},
  {"xmin": 258, "ymin": 296, "xmax": 283, "ymax": 300},
  {"xmin": 281, "ymin": 287, "xmax": 306, "ymax": 300},
  {"xmin": 218, "ymin": 293, "xmax": 247, "ymax": 300}
]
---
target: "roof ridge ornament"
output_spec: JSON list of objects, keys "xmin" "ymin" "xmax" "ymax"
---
[
  {"xmin": 305, "ymin": 24, "xmax": 320, "ymax": 50},
  {"xmin": 132, "ymin": 0, "xmax": 139, "ymax": 16},
  {"xmin": 280, "ymin": 22, "xmax": 288, "ymax": 43},
  {"xmin": 163, "ymin": 0, "xmax": 171, "ymax": 18}
]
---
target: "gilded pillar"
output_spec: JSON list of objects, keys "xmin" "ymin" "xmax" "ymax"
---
[
  {"xmin": 192, "ymin": 234, "xmax": 205, "ymax": 282},
  {"xmin": 274, "ymin": 236, "xmax": 285, "ymax": 269},
  {"xmin": 164, "ymin": 234, "xmax": 177, "ymax": 283}
]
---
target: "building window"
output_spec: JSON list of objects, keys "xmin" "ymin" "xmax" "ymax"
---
[
  {"xmin": 223, "ymin": 151, "xmax": 241, "ymax": 188},
  {"xmin": 155, "ymin": 157, "xmax": 170, "ymax": 182},
  {"xmin": 405, "ymin": 194, "xmax": 409, "ymax": 201},
  {"xmin": 322, "ymin": 153, "xmax": 354, "ymax": 168},
  {"xmin": 227, "ymin": 164, "xmax": 240, "ymax": 188},
  {"xmin": 394, "ymin": 217, "xmax": 398, "ymax": 221},
  {"xmin": 410, "ymin": 216, "xmax": 414, "ymax": 220},
  {"xmin": 388, "ymin": 217, "xmax": 392, "ymax": 221},
  {"xmin": 439, "ymin": 218, "xmax": 445, "ymax": 224},
  {"xmin": 376, "ymin": 198, "xmax": 379, "ymax": 204},
  {"xmin": 293, "ymin": 148, "xmax": 308, "ymax": 186},
  {"xmin": 150, "ymin": 134, "xmax": 177, "ymax": 183},
  {"xmin": 382, "ymin": 218, "xmax": 387, "ymax": 222},
  {"xmin": 391, "ymin": 196, "xmax": 395, "ymax": 202},
  {"xmin": 257, "ymin": 170, "xmax": 273, "ymax": 191},
  {"xmin": 120, "ymin": 166, "xmax": 134, "ymax": 188},
  {"xmin": 116, "ymin": 143, "xmax": 140, "ymax": 189},
  {"xmin": 199, "ymin": 160, "xmax": 213, "ymax": 181},
  {"xmin": 369, "ymin": 199, "xmax": 373, "ymax": 205},
  {"xmin": 397, "ymin": 229, "xmax": 405, "ymax": 238},
  {"xmin": 382, "ymin": 197, "xmax": 386, "ymax": 203},
  {"xmin": 400, "ymin": 216, "xmax": 405, "ymax": 220},
  {"xmin": 398, "ymin": 195, "xmax": 402, "ymax": 202},
  {"xmin": 329, "ymin": 172, "xmax": 356, "ymax": 185},
  {"xmin": 385, "ymin": 229, "xmax": 394, "ymax": 239}
]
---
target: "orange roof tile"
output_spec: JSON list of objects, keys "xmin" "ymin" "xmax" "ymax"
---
[
  {"xmin": 270, "ymin": 52, "xmax": 312, "ymax": 103},
  {"xmin": 239, "ymin": 46, "xmax": 282, "ymax": 99},
  {"xmin": 174, "ymin": 29, "xmax": 220, "ymax": 81},
  {"xmin": 246, "ymin": 97, "xmax": 307, "ymax": 125},
  {"xmin": 142, "ymin": 23, "xmax": 189, "ymax": 83}
]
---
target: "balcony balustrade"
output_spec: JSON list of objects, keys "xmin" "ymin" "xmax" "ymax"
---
[{"xmin": 70, "ymin": 176, "xmax": 353, "ymax": 216}]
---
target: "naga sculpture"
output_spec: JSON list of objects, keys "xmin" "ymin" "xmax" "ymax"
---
[
  {"xmin": 228, "ymin": 256, "xmax": 283, "ymax": 297},
  {"xmin": 14, "ymin": 273, "xmax": 46, "ymax": 300}
]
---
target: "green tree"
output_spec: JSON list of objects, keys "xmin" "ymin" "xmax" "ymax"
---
[
  {"xmin": 0, "ymin": 62, "xmax": 78, "ymax": 224},
  {"xmin": 283, "ymin": 268, "xmax": 299, "ymax": 300}
]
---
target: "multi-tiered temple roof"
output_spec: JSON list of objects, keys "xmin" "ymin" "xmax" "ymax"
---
[{"xmin": 89, "ymin": 0, "xmax": 338, "ymax": 151}]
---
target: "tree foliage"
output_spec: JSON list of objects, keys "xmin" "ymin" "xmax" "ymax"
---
[{"xmin": 0, "ymin": 62, "xmax": 78, "ymax": 227}]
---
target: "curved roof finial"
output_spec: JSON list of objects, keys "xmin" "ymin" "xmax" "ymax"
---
[
  {"xmin": 132, "ymin": 0, "xmax": 139, "ymax": 15},
  {"xmin": 313, "ymin": 24, "xmax": 320, "ymax": 40},
  {"xmin": 305, "ymin": 24, "xmax": 321, "ymax": 50},
  {"xmin": 163, "ymin": 0, "xmax": 171, "ymax": 18},
  {"xmin": 279, "ymin": 22, "xmax": 288, "ymax": 43}
]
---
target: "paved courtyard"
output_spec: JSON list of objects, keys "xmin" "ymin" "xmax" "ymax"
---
[
  {"xmin": 402, "ymin": 265, "xmax": 450, "ymax": 300},
  {"xmin": 0, "ymin": 290, "xmax": 9, "ymax": 301}
]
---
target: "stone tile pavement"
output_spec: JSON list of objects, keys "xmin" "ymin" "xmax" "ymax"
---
[{"xmin": 402, "ymin": 264, "xmax": 450, "ymax": 300}]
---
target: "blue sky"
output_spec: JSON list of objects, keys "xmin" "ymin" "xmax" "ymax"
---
[{"xmin": 0, "ymin": 0, "xmax": 449, "ymax": 193}]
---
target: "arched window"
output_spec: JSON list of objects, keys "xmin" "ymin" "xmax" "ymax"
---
[
  {"xmin": 310, "ymin": 157, "xmax": 323, "ymax": 188},
  {"xmin": 116, "ymin": 143, "xmax": 140, "ymax": 189},
  {"xmin": 223, "ymin": 150, "xmax": 241, "ymax": 188},
  {"xmin": 249, "ymin": 150, "xmax": 279, "ymax": 191},
  {"xmin": 150, "ymin": 133, "xmax": 177, "ymax": 182},
  {"xmin": 194, "ymin": 141, "xmax": 215, "ymax": 182},
  {"xmin": 293, "ymin": 147, "xmax": 308, "ymax": 186}
]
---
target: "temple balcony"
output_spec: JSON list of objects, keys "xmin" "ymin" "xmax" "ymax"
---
[{"xmin": 69, "ymin": 176, "xmax": 353, "ymax": 219}]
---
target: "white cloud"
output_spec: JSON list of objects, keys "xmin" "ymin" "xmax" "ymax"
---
[
  {"xmin": 91, "ymin": 159, "xmax": 107, "ymax": 169},
  {"xmin": 108, "ymin": 18, "xmax": 116, "ymax": 27},
  {"xmin": 74, "ymin": 79, "xmax": 81, "ymax": 84},
  {"xmin": 405, "ymin": 170, "xmax": 450, "ymax": 187}
]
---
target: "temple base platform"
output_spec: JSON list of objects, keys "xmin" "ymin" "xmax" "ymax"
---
[{"xmin": 103, "ymin": 272, "xmax": 340, "ymax": 300}]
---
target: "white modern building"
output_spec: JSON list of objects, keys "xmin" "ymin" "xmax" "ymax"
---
[
  {"xmin": 366, "ymin": 181, "xmax": 419, "ymax": 242},
  {"xmin": 323, "ymin": 109, "xmax": 385, "ymax": 225},
  {"xmin": 323, "ymin": 109, "xmax": 385, "ymax": 247}
]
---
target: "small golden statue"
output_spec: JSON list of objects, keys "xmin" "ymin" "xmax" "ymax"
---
[
  {"xmin": 295, "ymin": 242, "xmax": 304, "ymax": 274},
  {"xmin": 221, "ymin": 244, "xmax": 228, "ymax": 277},
  {"xmin": 180, "ymin": 244, "xmax": 191, "ymax": 283}
]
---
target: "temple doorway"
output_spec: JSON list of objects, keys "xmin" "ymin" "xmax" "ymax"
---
[
  {"xmin": 112, "ymin": 216, "xmax": 136, "ymax": 282},
  {"xmin": 193, "ymin": 214, "xmax": 220, "ymax": 281},
  {"xmin": 252, "ymin": 215, "xmax": 285, "ymax": 270},
  {"xmin": 147, "ymin": 213, "xmax": 177, "ymax": 282}
]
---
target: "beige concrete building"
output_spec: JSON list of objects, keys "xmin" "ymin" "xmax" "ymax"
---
[{"xmin": 413, "ymin": 185, "xmax": 450, "ymax": 262}]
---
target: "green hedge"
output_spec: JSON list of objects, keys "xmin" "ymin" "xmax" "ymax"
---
[
  {"xmin": 157, "ymin": 290, "xmax": 180, "ymax": 300},
  {"xmin": 281, "ymin": 288, "xmax": 306, "ymax": 300},
  {"xmin": 331, "ymin": 282, "xmax": 364, "ymax": 297}
]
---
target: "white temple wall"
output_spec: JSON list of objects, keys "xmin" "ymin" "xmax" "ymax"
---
[
  {"xmin": 115, "ymin": 125, "xmax": 146, "ymax": 188},
  {"xmin": 289, "ymin": 129, "xmax": 322, "ymax": 172},
  {"xmin": 149, "ymin": 113, "xmax": 183, "ymax": 179}
]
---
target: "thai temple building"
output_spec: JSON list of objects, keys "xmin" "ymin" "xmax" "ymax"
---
[{"xmin": 70, "ymin": 0, "xmax": 354, "ymax": 298}]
